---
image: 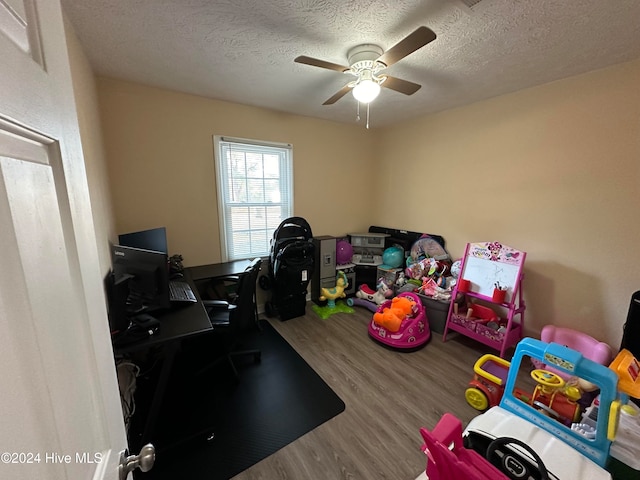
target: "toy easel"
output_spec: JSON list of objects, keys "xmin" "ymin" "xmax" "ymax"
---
[{"xmin": 443, "ymin": 242, "xmax": 526, "ymax": 358}]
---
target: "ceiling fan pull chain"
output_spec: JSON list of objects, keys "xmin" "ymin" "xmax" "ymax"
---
[
  {"xmin": 356, "ymin": 101, "xmax": 361, "ymax": 122},
  {"xmin": 366, "ymin": 103, "xmax": 371, "ymax": 129}
]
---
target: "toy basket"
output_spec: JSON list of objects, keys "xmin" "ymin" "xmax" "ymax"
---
[
  {"xmin": 475, "ymin": 319, "xmax": 509, "ymax": 342},
  {"xmin": 450, "ymin": 304, "xmax": 498, "ymax": 333}
]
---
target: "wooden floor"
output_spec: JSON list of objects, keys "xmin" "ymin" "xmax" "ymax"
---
[{"xmin": 233, "ymin": 305, "xmax": 495, "ymax": 480}]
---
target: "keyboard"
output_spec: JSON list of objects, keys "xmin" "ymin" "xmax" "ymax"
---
[{"xmin": 169, "ymin": 280, "xmax": 197, "ymax": 303}]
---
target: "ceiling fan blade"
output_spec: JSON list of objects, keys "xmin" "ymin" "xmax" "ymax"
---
[
  {"xmin": 376, "ymin": 26, "xmax": 437, "ymax": 67},
  {"xmin": 295, "ymin": 55, "xmax": 350, "ymax": 73},
  {"xmin": 381, "ymin": 75, "xmax": 421, "ymax": 95},
  {"xmin": 323, "ymin": 84, "xmax": 352, "ymax": 105}
]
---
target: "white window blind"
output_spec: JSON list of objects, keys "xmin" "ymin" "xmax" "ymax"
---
[{"xmin": 214, "ymin": 136, "xmax": 293, "ymax": 261}]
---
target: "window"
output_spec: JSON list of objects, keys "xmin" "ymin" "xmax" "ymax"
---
[{"xmin": 214, "ymin": 136, "xmax": 293, "ymax": 261}]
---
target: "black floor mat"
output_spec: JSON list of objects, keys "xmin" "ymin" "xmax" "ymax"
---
[{"xmin": 135, "ymin": 319, "xmax": 345, "ymax": 480}]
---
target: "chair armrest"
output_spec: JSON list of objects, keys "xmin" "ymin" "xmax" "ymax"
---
[
  {"xmin": 202, "ymin": 299, "xmax": 230, "ymax": 309},
  {"xmin": 202, "ymin": 300, "xmax": 238, "ymax": 312}
]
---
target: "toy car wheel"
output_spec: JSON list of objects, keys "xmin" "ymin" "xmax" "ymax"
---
[{"xmin": 465, "ymin": 387, "xmax": 489, "ymax": 411}]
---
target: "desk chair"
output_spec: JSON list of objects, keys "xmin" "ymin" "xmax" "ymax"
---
[{"xmin": 198, "ymin": 258, "xmax": 262, "ymax": 380}]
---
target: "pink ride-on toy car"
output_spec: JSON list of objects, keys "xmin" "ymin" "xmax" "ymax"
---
[{"xmin": 368, "ymin": 291, "xmax": 430, "ymax": 351}]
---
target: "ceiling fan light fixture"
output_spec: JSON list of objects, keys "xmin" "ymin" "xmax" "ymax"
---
[
  {"xmin": 296, "ymin": 27, "xmax": 436, "ymax": 110},
  {"xmin": 352, "ymin": 79, "xmax": 380, "ymax": 103}
]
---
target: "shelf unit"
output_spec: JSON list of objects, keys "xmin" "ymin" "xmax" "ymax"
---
[{"xmin": 443, "ymin": 242, "xmax": 526, "ymax": 358}]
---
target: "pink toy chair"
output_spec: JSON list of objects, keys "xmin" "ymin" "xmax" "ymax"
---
[
  {"xmin": 532, "ymin": 325, "xmax": 612, "ymax": 379},
  {"xmin": 419, "ymin": 413, "xmax": 509, "ymax": 480}
]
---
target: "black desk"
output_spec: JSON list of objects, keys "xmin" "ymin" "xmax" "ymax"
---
[
  {"xmin": 187, "ymin": 259, "xmax": 254, "ymax": 302},
  {"xmin": 115, "ymin": 299, "xmax": 211, "ymax": 354},
  {"xmin": 117, "ymin": 261, "xmax": 254, "ymax": 450},
  {"xmin": 115, "ymin": 271, "xmax": 211, "ymax": 449},
  {"xmin": 187, "ymin": 258, "xmax": 252, "ymax": 282}
]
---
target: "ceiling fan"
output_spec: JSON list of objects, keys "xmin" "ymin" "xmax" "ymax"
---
[{"xmin": 295, "ymin": 26, "xmax": 437, "ymax": 106}]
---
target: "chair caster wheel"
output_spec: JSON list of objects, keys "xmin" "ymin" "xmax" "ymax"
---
[
  {"xmin": 264, "ymin": 301, "xmax": 275, "ymax": 318},
  {"xmin": 259, "ymin": 275, "xmax": 271, "ymax": 290}
]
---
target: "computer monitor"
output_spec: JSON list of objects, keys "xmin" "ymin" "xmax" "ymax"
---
[
  {"xmin": 111, "ymin": 244, "xmax": 170, "ymax": 314},
  {"xmin": 104, "ymin": 270, "xmax": 131, "ymax": 334},
  {"xmin": 118, "ymin": 227, "xmax": 168, "ymax": 254}
]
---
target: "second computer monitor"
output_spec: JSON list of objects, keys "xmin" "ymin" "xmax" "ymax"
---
[{"xmin": 118, "ymin": 227, "xmax": 168, "ymax": 254}]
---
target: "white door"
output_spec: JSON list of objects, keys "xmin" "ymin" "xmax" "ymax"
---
[{"xmin": 0, "ymin": 1, "xmax": 128, "ymax": 479}]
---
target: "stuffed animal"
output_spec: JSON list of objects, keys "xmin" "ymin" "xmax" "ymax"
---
[{"xmin": 373, "ymin": 296, "xmax": 416, "ymax": 333}]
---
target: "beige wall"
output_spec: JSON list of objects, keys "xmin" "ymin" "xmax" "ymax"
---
[
  {"xmin": 97, "ymin": 79, "xmax": 377, "ymax": 267},
  {"xmin": 377, "ymin": 59, "xmax": 640, "ymax": 348},
  {"xmin": 64, "ymin": 16, "xmax": 116, "ymax": 276},
  {"xmin": 97, "ymin": 60, "xmax": 639, "ymax": 349}
]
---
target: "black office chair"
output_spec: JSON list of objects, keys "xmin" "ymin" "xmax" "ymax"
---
[{"xmin": 197, "ymin": 258, "xmax": 262, "ymax": 380}]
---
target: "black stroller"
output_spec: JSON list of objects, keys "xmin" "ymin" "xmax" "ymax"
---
[{"xmin": 263, "ymin": 217, "xmax": 315, "ymax": 320}]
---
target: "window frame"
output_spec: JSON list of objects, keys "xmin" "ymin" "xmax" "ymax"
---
[{"xmin": 213, "ymin": 135, "xmax": 294, "ymax": 262}]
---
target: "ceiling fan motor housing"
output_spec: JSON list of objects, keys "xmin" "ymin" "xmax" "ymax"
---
[{"xmin": 347, "ymin": 44, "xmax": 384, "ymax": 73}]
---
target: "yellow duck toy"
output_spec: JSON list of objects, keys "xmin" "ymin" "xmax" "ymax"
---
[{"xmin": 320, "ymin": 271, "xmax": 349, "ymax": 308}]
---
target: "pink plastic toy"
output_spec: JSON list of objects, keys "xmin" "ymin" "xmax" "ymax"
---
[
  {"xmin": 368, "ymin": 291, "xmax": 430, "ymax": 351},
  {"xmin": 419, "ymin": 413, "xmax": 509, "ymax": 480},
  {"xmin": 355, "ymin": 277, "xmax": 393, "ymax": 305},
  {"xmin": 532, "ymin": 325, "xmax": 612, "ymax": 379}
]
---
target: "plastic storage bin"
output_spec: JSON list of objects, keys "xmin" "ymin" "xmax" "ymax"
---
[{"xmin": 417, "ymin": 294, "xmax": 458, "ymax": 334}]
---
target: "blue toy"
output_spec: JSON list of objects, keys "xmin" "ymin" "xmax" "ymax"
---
[
  {"xmin": 381, "ymin": 246, "xmax": 403, "ymax": 269},
  {"xmin": 455, "ymin": 341, "xmax": 640, "ymax": 479}
]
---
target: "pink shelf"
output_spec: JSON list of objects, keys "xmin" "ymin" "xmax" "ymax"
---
[
  {"xmin": 446, "ymin": 318, "xmax": 522, "ymax": 353},
  {"xmin": 443, "ymin": 242, "xmax": 527, "ymax": 358}
]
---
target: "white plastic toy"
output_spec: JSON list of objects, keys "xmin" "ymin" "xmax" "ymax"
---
[{"xmin": 416, "ymin": 339, "xmax": 640, "ymax": 479}]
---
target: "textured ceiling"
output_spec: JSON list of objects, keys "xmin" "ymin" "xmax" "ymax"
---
[{"xmin": 61, "ymin": 0, "xmax": 640, "ymax": 128}]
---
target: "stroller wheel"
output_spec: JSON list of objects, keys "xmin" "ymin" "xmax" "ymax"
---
[
  {"xmin": 259, "ymin": 274, "xmax": 271, "ymax": 290},
  {"xmin": 264, "ymin": 301, "xmax": 276, "ymax": 318}
]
